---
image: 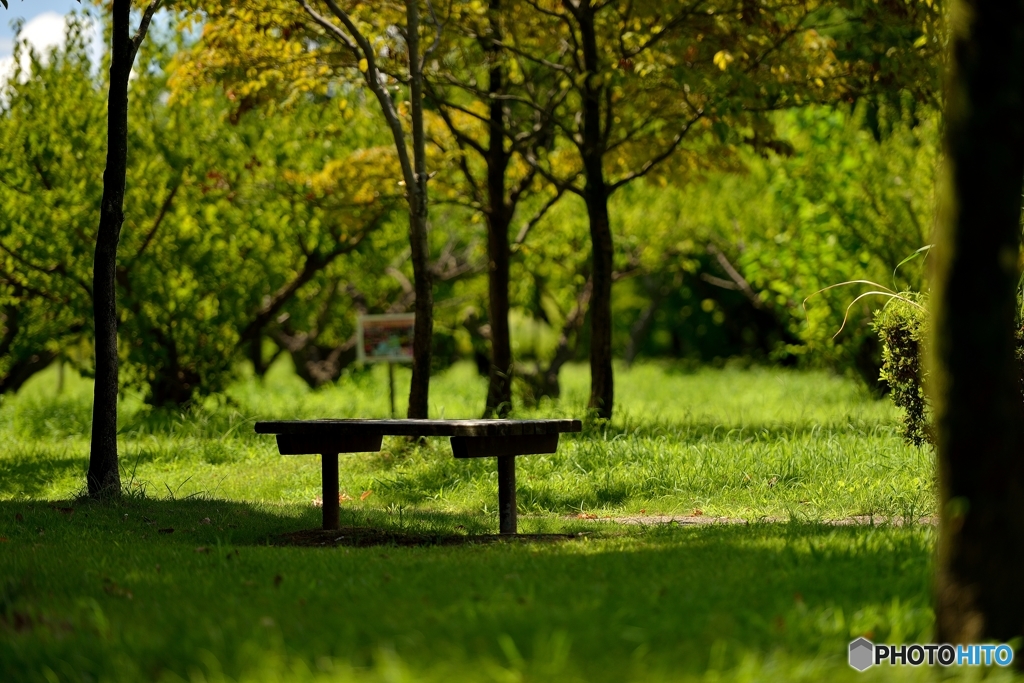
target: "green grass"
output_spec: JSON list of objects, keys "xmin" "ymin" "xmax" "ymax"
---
[
  {"xmin": 2, "ymin": 360, "xmax": 931, "ymax": 522},
  {"xmin": 2, "ymin": 361, "xmax": 1007, "ymax": 682}
]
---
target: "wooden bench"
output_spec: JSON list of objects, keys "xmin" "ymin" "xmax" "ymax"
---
[{"xmin": 254, "ymin": 419, "xmax": 582, "ymax": 534}]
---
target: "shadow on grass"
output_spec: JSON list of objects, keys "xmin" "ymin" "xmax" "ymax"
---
[
  {"xmin": 0, "ymin": 501, "xmax": 935, "ymax": 683},
  {"xmin": 0, "ymin": 497, "xmax": 536, "ymax": 548}
]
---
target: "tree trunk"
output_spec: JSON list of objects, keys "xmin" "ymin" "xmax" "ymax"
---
[
  {"xmin": 88, "ymin": 0, "xmax": 133, "ymax": 498},
  {"xmin": 484, "ymin": 6, "xmax": 513, "ymax": 417},
  {"xmin": 933, "ymin": 0, "xmax": 1024, "ymax": 646},
  {"xmin": 578, "ymin": 4, "xmax": 614, "ymax": 419},
  {"xmin": 583, "ymin": 178, "xmax": 614, "ymax": 419},
  {"xmin": 405, "ymin": 0, "xmax": 433, "ymax": 419}
]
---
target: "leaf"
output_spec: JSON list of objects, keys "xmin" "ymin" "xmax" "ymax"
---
[
  {"xmin": 360, "ymin": 490, "xmax": 373, "ymax": 501},
  {"xmin": 358, "ymin": 58, "xmax": 368, "ymax": 72},
  {"xmin": 713, "ymin": 50, "xmax": 734, "ymax": 71}
]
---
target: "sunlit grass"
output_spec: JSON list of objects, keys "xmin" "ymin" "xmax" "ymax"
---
[{"xmin": 1, "ymin": 360, "xmax": 932, "ymax": 523}]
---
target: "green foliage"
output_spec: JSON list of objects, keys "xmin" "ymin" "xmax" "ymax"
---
[
  {"xmin": 0, "ymin": 16, "xmax": 100, "ymax": 391},
  {"xmin": 0, "ymin": 15, "xmax": 419, "ymax": 405},
  {"xmin": 872, "ymin": 296, "xmax": 930, "ymax": 446}
]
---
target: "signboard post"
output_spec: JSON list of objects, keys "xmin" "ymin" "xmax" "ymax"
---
[{"xmin": 357, "ymin": 314, "xmax": 416, "ymax": 418}]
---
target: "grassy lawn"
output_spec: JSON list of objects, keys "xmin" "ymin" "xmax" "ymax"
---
[{"xmin": 1, "ymin": 362, "xmax": 1010, "ymax": 681}]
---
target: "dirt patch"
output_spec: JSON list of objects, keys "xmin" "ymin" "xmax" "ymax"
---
[
  {"xmin": 274, "ymin": 527, "xmax": 584, "ymax": 548},
  {"xmin": 586, "ymin": 515, "xmax": 937, "ymax": 527}
]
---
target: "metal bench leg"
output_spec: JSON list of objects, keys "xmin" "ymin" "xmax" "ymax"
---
[
  {"xmin": 322, "ymin": 453, "xmax": 339, "ymax": 530},
  {"xmin": 498, "ymin": 455, "xmax": 516, "ymax": 535}
]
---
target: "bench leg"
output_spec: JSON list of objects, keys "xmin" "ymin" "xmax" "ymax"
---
[
  {"xmin": 322, "ymin": 453, "xmax": 339, "ymax": 530},
  {"xmin": 497, "ymin": 455, "xmax": 516, "ymax": 535}
]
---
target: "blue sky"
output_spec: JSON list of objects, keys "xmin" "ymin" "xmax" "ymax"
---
[
  {"xmin": 1, "ymin": 1, "xmax": 104, "ymax": 82},
  {"xmin": 1, "ymin": 0, "xmax": 85, "ymax": 56}
]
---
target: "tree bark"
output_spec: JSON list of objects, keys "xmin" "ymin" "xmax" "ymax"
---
[
  {"xmin": 484, "ymin": 1, "xmax": 513, "ymax": 417},
  {"xmin": 87, "ymin": 0, "xmax": 134, "ymax": 498},
  {"xmin": 578, "ymin": 3, "xmax": 614, "ymax": 419},
  {"xmin": 405, "ymin": 0, "xmax": 433, "ymax": 418},
  {"xmin": 933, "ymin": 0, "xmax": 1024, "ymax": 646}
]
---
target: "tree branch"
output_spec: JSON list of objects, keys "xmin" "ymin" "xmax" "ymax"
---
[{"xmin": 130, "ymin": 0, "xmax": 162, "ymax": 63}]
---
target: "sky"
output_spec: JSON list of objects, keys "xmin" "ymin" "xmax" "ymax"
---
[{"xmin": 0, "ymin": 0, "xmax": 100, "ymax": 82}]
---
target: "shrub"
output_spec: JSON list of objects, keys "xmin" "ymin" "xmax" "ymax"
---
[{"xmin": 873, "ymin": 294, "xmax": 1024, "ymax": 447}]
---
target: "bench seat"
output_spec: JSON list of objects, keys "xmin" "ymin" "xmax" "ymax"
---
[{"xmin": 255, "ymin": 418, "xmax": 582, "ymax": 534}]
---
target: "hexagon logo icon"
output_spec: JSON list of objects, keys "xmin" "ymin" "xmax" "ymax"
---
[{"xmin": 849, "ymin": 638, "xmax": 874, "ymax": 671}]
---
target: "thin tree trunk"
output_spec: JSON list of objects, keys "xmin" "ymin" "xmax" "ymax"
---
[
  {"xmin": 87, "ymin": 0, "xmax": 133, "ymax": 498},
  {"xmin": 405, "ymin": 0, "xmax": 433, "ymax": 418},
  {"xmin": 933, "ymin": 0, "xmax": 1024, "ymax": 645},
  {"xmin": 485, "ymin": 206, "xmax": 513, "ymax": 416},
  {"xmin": 300, "ymin": 0, "xmax": 434, "ymax": 417},
  {"xmin": 584, "ymin": 179, "xmax": 614, "ymax": 419},
  {"xmin": 484, "ymin": 1, "xmax": 513, "ymax": 417},
  {"xmin": 578, "ymin": 3, "xmax": 614, "ymax": 419}
]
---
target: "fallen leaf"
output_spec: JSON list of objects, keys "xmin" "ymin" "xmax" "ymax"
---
[
  {"xmin": 158, "ymin": 528, "xmax": 174, "ymax": 535},
  {"xmin": 692, "ymin": 508, "xmax": 704, "ymax": 517},
  {"xmin": 360, "ymin": 490, "xmax": 373, "ymax": 501},
  {"xmin": 199, "ymin": 517, "xmax": 211, "ymax": 525},
  {"xmin": 102, "ymin": 579, "xmax": 133, "ymax": 600},
  {"xmin": 639, "ymin": 509, "xmax": 646, "ymax": 515},
  {"xmin": 576, "ymin": 512, "xmax": 598, "ymax": 519},
  {"xmin": 194, "ymin": 546, "xmax": 210, "ymax": 554},
  {"xmin": 15, "ymin": 513, "xmax": 23, "ymax": 523},
  {"xmin": 311, "ymin": 495, "xmax": 323, "ymax": 508},
  {"xmin": 339, "ymin": 492, "xmax": 353, "ymax": 502}
]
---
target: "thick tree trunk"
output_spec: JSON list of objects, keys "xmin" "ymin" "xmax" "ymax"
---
[
  {"xmin": 405, "ymin": 0, "xmax": 433, "ymax": 419},
  {"xmin": 484, "ymin": 12, "xmax": 513, "ymax": 417},
  {"xmin": 933, "ymin": 0, "xmax": 1024, "ymax": 645},
  {"xmin": 578, "ymin": 4, "xmax": 614, "ymax": 419},
  {"xmin": 88, "ymin": 0, "xmax": 133, "ymax": 498}
]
